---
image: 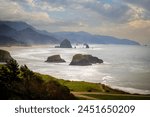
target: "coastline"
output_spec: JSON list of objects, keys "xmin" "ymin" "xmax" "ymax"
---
[
  {"xmin": 1, "ymin": 45, "xmax": 150, "ymax": 95},
  {"xmin": 37, "ymin": 72, "xmax": 150, "ymax": 100},
  {"xmin": 1, "ymin": 62, "xmax": 150, "ymax": 100}
]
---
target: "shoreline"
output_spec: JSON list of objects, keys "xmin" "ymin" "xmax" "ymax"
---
[
  {"xmin": 38, "ymin": 72, "xmax": 150, "ymax": 96},
  {"xmin": 1, "ymin": 45, "xmax": 150, "ymax": 96},
  {"xmin": 1, "ymin": 63, "xmax": 150, "ymax": 100}
]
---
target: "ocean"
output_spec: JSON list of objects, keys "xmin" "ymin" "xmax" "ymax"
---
[{"xmin": 1, "ymin": 44, "xmax": 150, "ymax": 94}]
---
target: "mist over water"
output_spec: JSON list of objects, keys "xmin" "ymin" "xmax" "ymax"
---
[{"xmin": 1, "ymin": 44, "xmax": 150, "ymax": 94}]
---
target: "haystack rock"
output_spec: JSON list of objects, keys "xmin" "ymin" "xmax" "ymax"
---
[{"xmin": 60, "ymin": 39, "xmax": 72, "ymax": 48}]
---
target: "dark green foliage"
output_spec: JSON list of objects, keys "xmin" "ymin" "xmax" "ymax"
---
[
  {"xmin": 0, "ymin": 60, "xmax": 20, "ymax": 99},
  {"xmin": 42, "ymin": 81, "xmax": 73, "ymax": 100},
  {"xmin": 0, "ymin": 60, "xmax": 75, "ymax": 100},
  {"xmin": 5, "ymin": 59, "xmax": 20, "ymax": 81}
]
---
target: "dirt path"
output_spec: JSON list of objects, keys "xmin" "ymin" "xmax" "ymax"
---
[
  {"xmin": 73, "ymin": 93, "xmax": 97, "ymax": 100},
  {"xmin": 72, "ymin": 92, "xmax": 101, "ymax": 100},
  {"xmin": 72, "ymin": 92, "xmax": 150, "ymax": 100}
]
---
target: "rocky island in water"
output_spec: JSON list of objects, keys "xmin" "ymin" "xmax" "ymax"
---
[
  {"xmin": 70, "ymin": 54, "xmax": 103, "ymax": 66},
  {"xmin": 45, "ymin": 55, "xmax": 66, "ymax": 63}
]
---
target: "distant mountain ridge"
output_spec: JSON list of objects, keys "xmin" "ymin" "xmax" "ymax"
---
[
  {"xmin": 14, "ymin": 27, "xmax": 58, "ymax": 44},
  {"xmin": 0, "ymin": 24, "xmax": 16, "ymax": 36},
  {"xmin": 0, "ymin": 21, "xmax": 140, "ymax": 46},
  {"xmin": 53, "ymin": 31, "xmax": 140, "ymax": 45},
  {"xmin": 0, "ymin": 21, "xmax": 33, "ymax": 31},
  {"xmin": 0, "ymin": 35, "xmax": 22, "ymax": 46},
  {"xmin": 0, "ymin": 21, "xmax": 59, "ymax": 45}
]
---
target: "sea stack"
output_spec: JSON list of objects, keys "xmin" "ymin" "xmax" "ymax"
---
[
  {"xmin": 70, "ymin": 54, "xmax": 103, "ymax": 66},
  {"xmin": 45, "ymin": 55, "xmax": 66, "ymax": 63},
  {"xmin": 60, "ymin": 39, "xmax": 72, "ymax": 48},
  {"xmin": 84, "ymin": 43, "xmax": 89, "ymax": 48},
  {"xmin": 0, "ymin": 49, "xmax": 13, "ymax": 62}
]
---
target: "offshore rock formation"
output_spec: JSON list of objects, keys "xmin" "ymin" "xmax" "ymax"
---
[
  {"xmin": 45, "ymin": 55, "xmax": 66, "ymax": 63},
  {"xmin": 60, "ymin": 39, "xmax": 72, "ymax": 48},
  {"xmin": 84, "ymin": 43, "xmax": 89, "ymax": 48},
  {"xmin": 70, "ymin": 54, "xmax": 103, "ymax": 66}
]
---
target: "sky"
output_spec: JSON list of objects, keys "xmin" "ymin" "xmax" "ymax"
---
[{"xmin": 0, "ymin": 0, "xmax": 150, "ymax": 44}]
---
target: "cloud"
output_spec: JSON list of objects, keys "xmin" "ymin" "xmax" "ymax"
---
[
  {"xmin": 0, "ymin": 0, "xmax": 55, "ymax": 24},
  {"xmin": 5, "ymin": 0, "xmax": 138, "ymax": 24},
  {"xmin": 122, "ymin": 0, "xmax": 150, "ymax": 21},
  {"xmin": 31, "ymin": 1, "xmax": 65, "ymax": 12},
  {"xmin": 124, "ymin": 0, "xmax": 150, "ymax": 11},
  {"xmin": 103, "ymin": 3, "xmax": 112, "ymax": 10},
  {"xmin": 128, "ymin": 19, "xmax": 150, "ymax": 29},
  {"xmin": 0, "ymin": 0, "xmax": 150, "ymax": 44}
]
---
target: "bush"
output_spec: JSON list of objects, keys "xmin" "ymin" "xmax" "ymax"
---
[{"xmin": 0, "ymin": 60, "xmax": 76, "ymax": 100}]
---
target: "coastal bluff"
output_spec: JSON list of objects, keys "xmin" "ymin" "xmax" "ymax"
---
[{"xmin": 0, "ymin": 49, "xmax": 13, "ymax": 62}]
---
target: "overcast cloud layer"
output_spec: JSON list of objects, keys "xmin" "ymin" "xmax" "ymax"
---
[{"xmin": 0, "ymin": 0, "xmax": 150, "ymax": 44}]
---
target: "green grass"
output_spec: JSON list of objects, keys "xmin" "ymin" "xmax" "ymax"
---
[
  {"xmin": 37, "ymin": 73, "xmax": 129, "ymax": 94},
  {"xmin": 0, "ymin": 64, "xmax": 3, "ymax": 68},
  {"xmin": 58, "ymin": 80, "xmax": 104, "ymax": 92},
  {"xmin": 83, "ymin": 94, "xmax": 150, "ymax": 100},
  {"xmin": 37, "ymin": 73, "xmax": 104, "ymax": 92},
  {"xmin": 35, "ymin": 73, "xmax": 56, "ymax": 82},
  {"xmin": 37, "ymin": 73, "xmax": 150, "ymax": 100},
  {"xmin": 1, "ymin": 66, "xmax": 149, "ymax": 100}
]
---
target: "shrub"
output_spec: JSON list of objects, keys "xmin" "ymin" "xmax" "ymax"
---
[{"xmin": 0, "ymin": 60, "xmax": 75, "ymax": 100}]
